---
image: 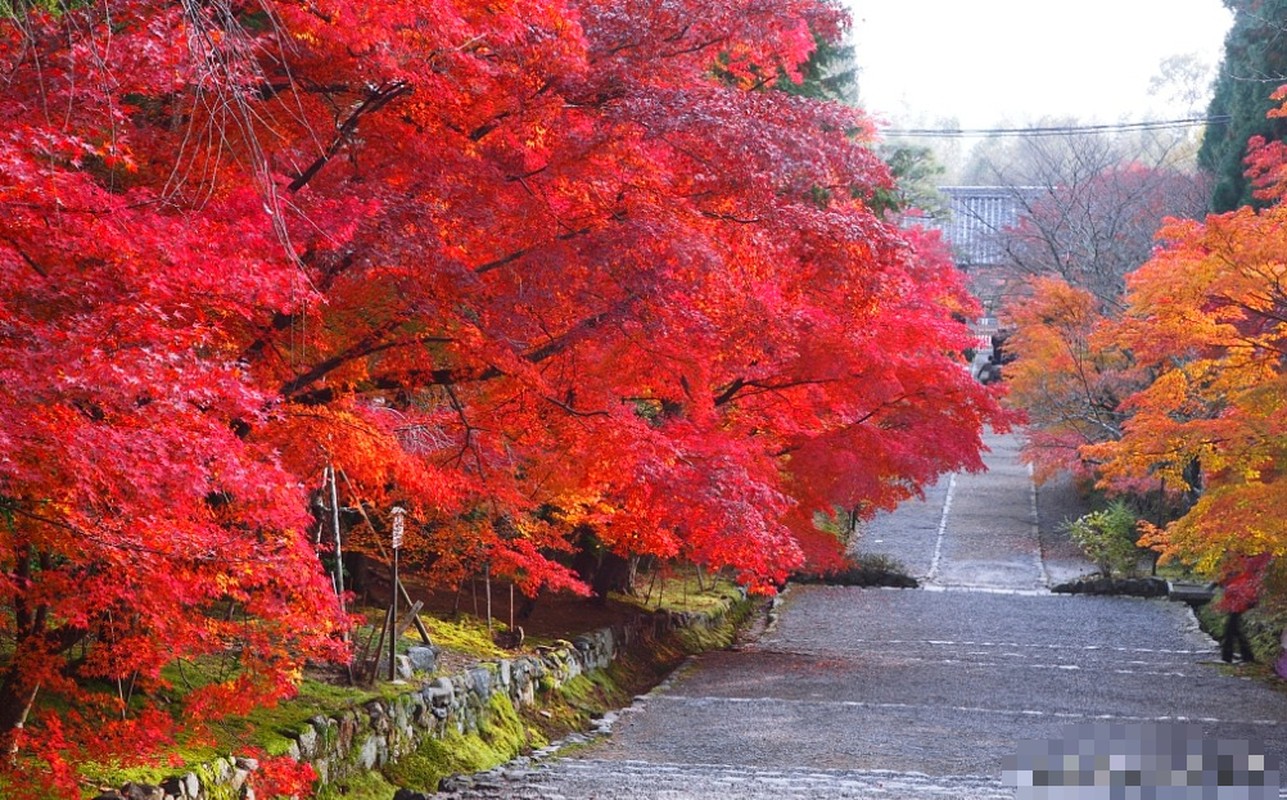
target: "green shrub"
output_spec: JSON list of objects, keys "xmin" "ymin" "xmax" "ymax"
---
[{"xmin": 1064, "ymin": 501, "xmax": 1143, "ymax": 578}]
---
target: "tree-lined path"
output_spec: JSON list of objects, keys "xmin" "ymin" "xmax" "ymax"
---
[{"xmin": 438, "ymin": 433, "xmax": 1287, "ymax": 798}]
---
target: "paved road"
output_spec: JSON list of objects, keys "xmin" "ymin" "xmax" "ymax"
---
[
  {"xmin": 438, "ymin": 433, "xmax": 1287, "ymax": 798},
  {"xmin": 857, "ymin": 433, "xmax": 1093, "ymax": 589}
]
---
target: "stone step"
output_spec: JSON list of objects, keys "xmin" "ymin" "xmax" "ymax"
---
[{"xmin": 434, "ymin": 758, "xmax": 1014, "ymax": 799}]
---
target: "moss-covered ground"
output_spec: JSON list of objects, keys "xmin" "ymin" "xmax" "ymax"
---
[{"xmin": 610, "ymin": 568, "xmax": 746, "ymax": 615}]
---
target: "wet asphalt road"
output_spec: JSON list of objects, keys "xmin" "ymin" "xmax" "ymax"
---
[{"xmin": 439, "ymin": 433, "xmax": 1287, "ymax": 798}]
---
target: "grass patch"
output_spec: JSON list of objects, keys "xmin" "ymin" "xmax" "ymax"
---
[
  {"xmin": 1194, "ymin": 603, "xmax": 1284, "ymax": 666},
  {"xmin": 347, "ymin": 608, "xmax": 514, "ymax": 662},
  {"xmin": 1153, "ymin": 561, "xmax": 1202, "ymax": 582}
]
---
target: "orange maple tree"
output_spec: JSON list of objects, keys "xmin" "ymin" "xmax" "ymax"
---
[
  {"xmin": 1081, "ymin": 89, "xmax": 1287, "ymax": 573},
  {"xmin": 0, "ymin": 0, "xmax": 1006, "ymax": 790},
  {"xmin": 996, "ymin": 152, "xmax": 1211, "ymax": 483},
  {"xmin": 1001, "ymin": 277, "xmax": 1136, "ymax": 482},
  {"xmin": 1084, "ymin": 203, "xmax": 1287, "ymax": 572},
  {"xmin": 1010, "ymin": 88, "xmax": 1287, "ymax": 577}
]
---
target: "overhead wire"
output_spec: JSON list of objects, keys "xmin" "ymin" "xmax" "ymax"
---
[{"xmin": 880, "ymin": 115, "xmax": 1231, "ymax": 138}]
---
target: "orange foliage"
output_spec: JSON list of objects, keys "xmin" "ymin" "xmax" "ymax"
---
[
  {"xmin": 1002, "ymin": 278, "xmax": 1135, "ymax": 482},
  {"xmin": 1084, "ymin": 203, "xmax": 1287, "ymax": 572},
  {"xmin": 1245, "ymin": 85, "xmax": 1287, "ymax": 203},
  {"xmin": 1002, "ymin": 90, "xmax": 1287, "ymax": 591}
]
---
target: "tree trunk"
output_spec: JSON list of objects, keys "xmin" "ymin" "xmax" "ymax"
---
[
  {"xmin": 627, "ymin": 555, "xmax": 640, "ymax": 595},
  {"xmin": 0, "ymin": 667, "xmax": 40, "ymax": 756}
]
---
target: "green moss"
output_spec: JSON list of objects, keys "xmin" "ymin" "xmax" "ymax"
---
[
  {"xmin": 314, "ymin": 769, "xmax": 399, "ymax": 800},
  {"xmin": 194, "ymin": 764, "xmax": 239, "ymax": 800},
  {"xmin": 673, "ymin": 601, "xmax": 751, "ymax": 653},
  {"xmin": 382, "ymin": 693, "xmax": 537, "ymax": 792},
  {"xmin": 79, "ymin": 676, "xmax": 380, "ymax": 793},
  {"xmin": 386, "ymin": 730, "xmax": 490, "ymax": 792},
  {"xmin": 79, "ymin": 758, "xmax": 241, "ymax": 800},
  {"xmin": 610, "ymin": 568, "xmax": 744, "ymax": 615},
  {"xmin": 520, "ymin": 676, "xmax": 607, "ymax": 746},
  {"xmin": 81, "ymin": 747, "xmax": 218, "ymax": 794},
  {"xmin": 78, "ymin": 593, "xmax": 754, "ymax": 798},
  {"xmin": 421, "ymin": 616, "xmax": 511, "ymax": 659},
  {"xmin": 557, "ymin": 674, "xmax": 593, "ymax": 705},
  {"xmin": 483, "ymin": 692, "xmax": 534, "ymax": 754},
  {"xmin": 518, "ymin": 613, "xmax": 736, "ymax": 750}
]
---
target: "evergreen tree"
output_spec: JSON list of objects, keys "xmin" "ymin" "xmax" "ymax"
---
[
  {"xmin": 1199, "ymin": 0, "xmax": 1287, "ymax": 211},
  {"xmin": 779, "ymin": 30, "xmax": 859, "ymax": 103},
  {"xmin": 875, "ymin": 143, "xmax": 948, "ymax": 216},
  {"xmin": 774, "ymin": 18, "xmax": 949, "ymax": 217}
]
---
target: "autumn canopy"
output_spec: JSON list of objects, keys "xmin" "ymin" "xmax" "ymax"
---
[
  {"xmin": 1003, "ymin": 86, "xmax": 1287, "ymax": 583},
  {"xmin": 0, "ymin": 0, "xmax": 1003, "ymax": 786}
]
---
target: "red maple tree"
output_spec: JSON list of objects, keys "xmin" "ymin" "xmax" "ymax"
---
[{"xmin": 0, "ymin": 0, "xmax": 1006, "ymax": 790}]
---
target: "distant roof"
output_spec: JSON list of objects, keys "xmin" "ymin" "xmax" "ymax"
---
[{"xmin": 926, "ymin": 186, "xmax": 1039, "ymax": 267}]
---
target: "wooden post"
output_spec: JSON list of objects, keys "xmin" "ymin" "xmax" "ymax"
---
[
  {"xmin": 485, "ymin": 562, "xmax": 492, "ymax": 634},
  {"xmin": 334, "ymin": 468, "xmax": 432, "ymax": 644},
  {"xmin": 369, "ymin": 605, "xmax": 393, "ymax": 685},
  {"xmin": 326, "ymin": 465, "xmax": 349, "ymax": 645},
  {"xmin": 390, "ymin": 506, "xmax": 406, "ymax": 681}
]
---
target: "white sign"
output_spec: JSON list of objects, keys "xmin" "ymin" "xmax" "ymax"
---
[{"xmin": 391, "ymin": 506, "xmax": 406, "ymax": 550}]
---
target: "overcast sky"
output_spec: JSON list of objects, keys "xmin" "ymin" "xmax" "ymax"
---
[{"xmin": 844, "ymin": 1, "xmax": 1235, "ymax": 129}]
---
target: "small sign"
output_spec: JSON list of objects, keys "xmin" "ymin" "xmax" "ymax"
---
[{"xmin": 391, "ymin": 506, "xmax": 406, "ymax": 550}]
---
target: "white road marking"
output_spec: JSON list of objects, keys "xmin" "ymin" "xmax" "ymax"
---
[
  {"xmin": 656, "ymin": 695, "xmax": 1281, "ymax": 726},
  {"xmin": 926, "ymin": 473, "xmax": 956, "ymax": 584},
  {"xmin": 921, "ymin": 583, "xmax": 1049, "ymax": 595},
  {"xmin": 1029, "ymin": 462, "xmax": 1051, "ymax": 587},
  {"xmin": 748, "ymin": 649, "xmax": 1197, "ymax": 676},
  {"xmin": 770, "ymin": 638, "xmax": 1213, "ymax": 655}
]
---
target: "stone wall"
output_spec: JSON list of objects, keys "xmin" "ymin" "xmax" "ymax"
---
[{"xmin": 96, "ymin": 606, "xmax": 739, "ymax": 800}]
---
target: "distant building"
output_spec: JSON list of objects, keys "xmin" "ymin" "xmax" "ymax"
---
[
  {"xmin": 913, "ymin": 186, "xmax": 1040, "ymax": 319},
  {"xmin": 935, "ymin": 186, "xmax": 1034, "ymax": 269}
]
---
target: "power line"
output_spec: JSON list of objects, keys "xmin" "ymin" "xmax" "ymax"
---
[{"xmin": 881, "ymin": 115, "xmax": 1231, "ymax": 139}]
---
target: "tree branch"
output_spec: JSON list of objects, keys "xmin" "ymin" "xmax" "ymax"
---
[
  {"xmin": 287, "ymin": 81, "xmax": 413, "ymax": 193},
  {"xmin": 713, "ymin": 376, "xmax": 842, "ymax": 406},
  {"xmin": 287, "ymin": 297, "xmax": 638, "ymax": 404}
]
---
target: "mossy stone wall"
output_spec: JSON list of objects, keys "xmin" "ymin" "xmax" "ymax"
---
[{"xmin": 97, "ymin": 604, "xmax": 741, "ymax": 800}]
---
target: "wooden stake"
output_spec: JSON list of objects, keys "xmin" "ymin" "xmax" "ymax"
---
[
  {"xmin": 389, "ymin": 545, "xmax": 399, "ymax": 681},
  {"xmin": 369, "ymin": 604, "xmax": 393, "ymax": 684},
  {"xmin": 485, "ymin": 562, "xmax": 493, "ymax": 634},
  {"xmin": 335, "ymin": 468, "xmax": 432, "ymax": 644}
]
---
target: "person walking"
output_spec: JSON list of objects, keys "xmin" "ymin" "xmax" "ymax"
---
[
  {"xmin": 1221, "ymin": 608, "xmax": 1254, "ymax": 664},
  {"xmin": 1216, "ymin": 554, "xmax": 1270, "ymax": 663}
]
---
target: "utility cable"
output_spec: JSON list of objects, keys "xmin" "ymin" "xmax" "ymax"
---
[{"xmin": 881, "ymin": 115, "xmax": 1231, "ymax": 139}]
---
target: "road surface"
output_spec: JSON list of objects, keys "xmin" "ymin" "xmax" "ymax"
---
[{"xmin": 437, "ymin": 433, "xmax": 1287, "ymax": 798}]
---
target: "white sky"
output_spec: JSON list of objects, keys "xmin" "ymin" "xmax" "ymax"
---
[{"xmin": 844, "ymin": 0, "xmax": 1235, "ymax": 129}]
